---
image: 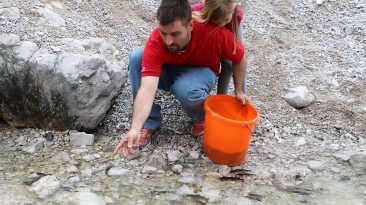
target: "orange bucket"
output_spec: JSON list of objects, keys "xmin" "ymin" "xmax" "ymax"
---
[{"xmin": 203, "ymin": 95, "xmax": 259, "ymax": 166}]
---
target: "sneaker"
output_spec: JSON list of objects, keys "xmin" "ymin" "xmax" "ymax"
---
[
  {"xmin": 191, "ymin": 120, "xmax": 204, "ymax": 137},
  {"xmin": 139, "ymin": 128, "xmax": 155, "ymax": 148}
]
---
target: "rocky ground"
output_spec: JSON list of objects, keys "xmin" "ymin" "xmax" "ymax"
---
[{"xmin": 1, "ymin": 0, "xmax": 365, "ymax": 204}]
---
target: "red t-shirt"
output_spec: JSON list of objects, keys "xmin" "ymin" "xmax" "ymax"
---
[{"xmin": 141, "ymin": 21, "xmax": 244, "ymax": 77}]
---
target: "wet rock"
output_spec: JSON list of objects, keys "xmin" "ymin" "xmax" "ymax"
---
[
  {"xmin": 29, "ymin": 175, "xmax": 60, "ymax": 198},
  {"xmin": 307, "ymin": 160, "xmax": 324, "ymax": 171},
  {"xmin": 282, "ymin": 86, "xmax": 315, "ymax": 109},
  {"xmin": 70, "ymin": 132, "xmax": 94, "ymax": 146},
  {"xmin": 167, "ymin": 150, "xmax": 182, "ymax": 162},
  {"xmin": 77, "ymin": 192, "xmax": 106, "ymax": 205},
  {"xmin": 218, "ymin": 165, "xmax": 231, "ymax": 176},
  {"xmin": 106, "ymin": 167, "xmax": 129, "ymax": 176},
  {"xmin": 172, "ymin": 164, "xmax": 183, "ymax": 174},
  {"xmin": 142, "ymin": 165, "xmax": 157, "ymax": 174},
  {"xmin": 272, "ymin": 167, "xmax": 311, "ymax": 190}
]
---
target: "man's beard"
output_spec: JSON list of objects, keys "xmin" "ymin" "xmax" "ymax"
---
[{"xmin": 166, "ymin": 44, "xmax": 180, "ymax": 53}]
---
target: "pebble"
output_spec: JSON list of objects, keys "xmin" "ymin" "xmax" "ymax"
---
[
  {"xmin": 141, "ymin": 165, "xmax": 157, "ymax": 174},
  {"xmin": 106, "ymin": 167, "xmax": 129, "ymax": 176},
  {"xmin": 172, "ymin": 164, "xmax": 183, "ymax": 174},
  {"xmin": 218, "ymin": 165, "xmax": 231, "ymax": 176},
  {"xmin": 307, "ymin": 160, "xmax": 324, "ymax": 171}
]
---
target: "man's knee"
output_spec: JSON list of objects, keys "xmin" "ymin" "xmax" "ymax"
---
[{"xmin": 174, "ymin": 85, "xmax": 208, "ymax": 107}]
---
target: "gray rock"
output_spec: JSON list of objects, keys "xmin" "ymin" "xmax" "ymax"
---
[
  {"xmin": 307, "ymin": 160, "xmax": 324, "ymax": 171},
  {"xmin": 349, "ymin": 152, "xmax": 366, "ymax": 169},
  {"xmin": 147, "ymin": 153, "xmax": 167, "ymax": 170},
  {"xmin": 29, "ymin": 175, "xmax": 60, "ymax": 198},
  {"xmin": 294, "ymin": 137, "xmax": 306, "ymax": 146},
  {"xmin": 82, "ymin": 154, "xmax": 95, "ymax": 161},
  {"xmin": 68, "ymin": 175, "xmax": 80, "ymax": 183},
  {"xmin": 22, "ymin": 139, "xmax": 44, "ymax": 154},
  {"xmin": 66, "ymin": 165, "xmax": 78, "ymax": 173},
  {"xmin": 167, "ymin": 150, "xmax": 182, "ymax": 162},
  {"xmin": 106, "ymin": 167, "xmax": 129, "ymax": 176},
  {"xmin": 172, "ymin": 164, "xmax": 183, "ymax": 174},
  {"xmin": 198, "ymin": 189, "xmax": 221, "ymax": 203},
  {"xmin": 0, "ymin": 38, "xmax": 126, "ymax": 131},
  {"xmin": 70, "ymin": 132, "xmax": 94, "ymax": 146},
  {"xmin": 141, "ymin": 165, "xmax": 157, "ymax": 174},
  {"xmin": 282, "ymin": 86, "xmax": 315, "ymax": 109},
  {"xmin": 52, "ymin": 151, "xmax": 71, "ymax": 162}
]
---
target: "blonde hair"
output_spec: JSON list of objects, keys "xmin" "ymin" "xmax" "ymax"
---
[{"xmin": 193, "ymin": 0, "xmax": 239, "ymax": 54}]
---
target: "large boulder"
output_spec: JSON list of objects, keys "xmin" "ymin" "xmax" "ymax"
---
[{"xmin": 0, "ymin": 34, "xmax": 126, "ymax": 130}]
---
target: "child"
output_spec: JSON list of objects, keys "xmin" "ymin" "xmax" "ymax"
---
[{"xmin": 192, "ymin": 0, "xmax": 245, "ymax": 94}]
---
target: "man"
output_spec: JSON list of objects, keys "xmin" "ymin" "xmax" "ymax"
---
[{"xmin": 113, "ymin": 0, "xmax": 248, "ymax": 157}]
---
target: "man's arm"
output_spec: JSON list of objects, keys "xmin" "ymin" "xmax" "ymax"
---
[
  {"xmin": 113, "ymin": 76, "xmax": 159, "ymax": 157},
  {"xmin": 232, "ymin": 53, "xmax": 248, "ymax": 104}
]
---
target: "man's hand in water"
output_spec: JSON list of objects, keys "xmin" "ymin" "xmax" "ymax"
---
[
  {"xmin": 235, "ymin": 92, "xmax": 250, "ymax": 105},
  {"xmin": 113, "ymin": 129, "xmax": 140, "ymax": 158}
]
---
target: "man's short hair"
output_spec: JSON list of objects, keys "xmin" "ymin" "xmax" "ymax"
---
[{"xmin": 157, "ymin": 0, "xmax": 192, "ymax": 26}]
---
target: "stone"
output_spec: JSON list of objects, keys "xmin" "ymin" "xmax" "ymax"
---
[
  {"xmin": 294, "ymin": 137, "xmax": 306, "ymax": 146},
  {"xmin": 0, "ymin": 38, "xmax": 126, "ymax": 131},
  {"xmin": 176, "ymin": 185, "xmax": 195, "ymax": 196},
  {"xmin": 70, "ymin": 132, "xmax": 94, "ymax": 146},
  {"xmin": 167, "ymin": 150, "xmax": 182, "ymax": 162},
  {"xmin": 218, "ymin": 165, "xmax": 231, "ymax": 176},
  {"xmin": 189, "ymin": 150, "xmax": 200, "ymax": 159},
  {"xmin": 77, "ymin": 192, "xmax": 106, "ymax": 205},
  {"xmin": 13, "ymin": 41, "xmax": 38, "ymax": 60},
  {"xmin": 349, "ymin": 152, "xmax": 366, "ymax": 169},
  {"xmin": 282, "ymin": 86, "xmax": 315, "ymax": 109},
  {"xmin": 0, "ymin": 33, "xmax": 20, "ymax": 47},
  {"xmin": 22, "ymin": 139, "xmax": 44, "ymax": 154},
  {"xmin": 141, "ymin": 165, "xmax": 157, "ymax": 174},
  {"xmin": 172, "ymin": 164, "xmax": 183, "ymax": 174},
  {"xmin": 307, "ymin": 160, "xmax": 324, "ymax": 171},
  {"xmin": 29, "ymin": 175, "xmax": 60, "ymax": 198},
  {"xmin": 198, "ymin": 189, "xmax": 221, "ymax": 202},
  {"xmin": 106, "ymin": 167, "xmax": 129, "ymax": 176}
]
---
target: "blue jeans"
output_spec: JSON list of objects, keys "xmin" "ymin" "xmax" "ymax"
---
[{"xmin": 128, "ymin": 48, "xmax": 217, "ymax": 130}]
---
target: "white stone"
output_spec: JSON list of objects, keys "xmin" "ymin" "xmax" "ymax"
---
[
  {"xmin": 315, "ymin": 0, "xmax": 324, "ymax": 5},
  {"xmin": 70, "ymin": 132, "xmax": 94, "ymax": 146},
  {"xmin": 307, "ymin": 160, "xmax": 324, "ymax": 171},
  {"xmin": 13, "ymin": 41, "xmax": 38, "ymax": 60},
  {"xmin": 172, "ymin": 164, "xmax": 183, "ymax": 174},
  {"xmin": 0, "ymin": 33, "xmax": 20, "ymax": 47},
  {"xmin": 106, "ymin": 167, "xmax": 129, "ymax": 176},
  {"xmin": 294, "ymin": 137, "xmax": 306, "ymax": 146},
  {"xmin": 77, "ymin": 192, "xmax": 106, "ymax": 205},
  {"xmin": 218, "ymin": 165, "xmax": 231, "ymax": 176},
  {"xmin": 176, "ymin": 185, "xmax": 195, "ymax": 196},
  {"xmin": 282, "ymin": 86, "xmax": 315, "ymax": 109},
  {"xmin": 22, "ymin": 140, "xmax": 44, "ymax": 154},
  {"xmin": 66, "ymin": 165, "xmax": 78, "ymax": 173},
  {"xmin": 167, "ymin": 150, "xmax": 182, "ymax": 162},
  {"xmin": 30, "ymin": 175, "xmax": 60, "ymax": 198}
]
